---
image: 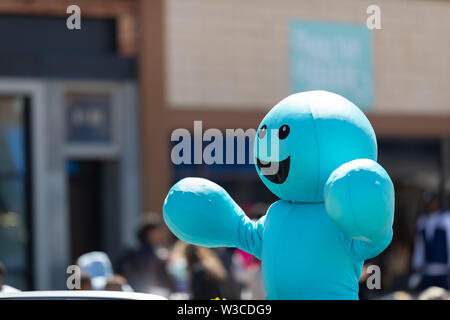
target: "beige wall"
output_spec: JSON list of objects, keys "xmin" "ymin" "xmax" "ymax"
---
[{"xmin": 165, "ymin": 0, "xmax": 450, "ymax": 115}]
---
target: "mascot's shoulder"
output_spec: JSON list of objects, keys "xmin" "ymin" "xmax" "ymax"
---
[{"xmin": 266, "ymin": 199, "xmax": 293, "ymax": 213}]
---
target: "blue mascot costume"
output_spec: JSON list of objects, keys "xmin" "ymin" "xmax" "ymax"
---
[{"xmin": 163, "ymin": 91, "xmax": 394, "ymax": 299}]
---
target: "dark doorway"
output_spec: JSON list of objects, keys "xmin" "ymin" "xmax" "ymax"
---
[
  {"xmin": 67, "ymin": 160, "xmax": 103, "ymax": 263},
  {"xmin": 67, "ymin": 160, "xmax": 121, "ymax": 264}
]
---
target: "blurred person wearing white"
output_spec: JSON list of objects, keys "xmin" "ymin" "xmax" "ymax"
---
[
  {"xmin": 411, "ymin": 195, "xmax": 450, "ymax": 290},
  {"xmin": 77, "ymin": 251, "xmax": 133, "ymax": 292},
  {"xmin": 77, "ymin": 251, "xmax": 114, "ymax": 290}
]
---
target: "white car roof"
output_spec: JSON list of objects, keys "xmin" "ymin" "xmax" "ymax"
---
[{"xmin": 0, "ymin": 290, "xmax": 167, "ymax": 300}]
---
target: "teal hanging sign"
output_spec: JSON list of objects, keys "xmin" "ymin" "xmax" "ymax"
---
[{"xmin": 289, "ymin": 20, "xmax": 374, "ymax": 110}]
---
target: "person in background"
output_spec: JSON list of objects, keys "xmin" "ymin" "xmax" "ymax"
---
[
  {"xmin": 167, "ymin": 240, "xmax": 190, "ymax": 298},
  {"xmin": 76, "ymin": 251, "xmax": 114, "ymax": 290},
  {"xmin": 184, "ymin": 244, "xmax": 228, "ymax": 300},
  {"xmin": 79, "ymin": 272, "xmax": 93, "ymax": 290},
  {"xmin": 231, "ymin": 248, "xmax": 265, "ymax": 299},
  {"xmin": 379, "ymin": 290, "xmax": 413, "ymax": 300},
  {"xmin": 418, "ymin": 286, "xmax": 450, "ymax": 300},
  {"xmin": 0, "ymin": 261, "xmax": 20, "ymax": 293},
  {"xmin": 116, "ymin": 213, "xmax": 172, "ymax": 296},
  {"xmin": 213, "ymin": 247, "xmax": 241, "ymax": 299},
  {"xmin": 104, "ymin": 275, "xmax": 128, "ymax": 291},
  {"xmin": 411, "ymin": 194, "xmax": 450, "ymax": 290}
]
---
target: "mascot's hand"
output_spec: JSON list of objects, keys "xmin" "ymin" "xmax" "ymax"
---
[
  {"xmin": 324, "ymin": 159, "xmax": 394, "ymax": 245},
  {"xmin": 163, "ymin": 177, "xmax": 263, "ymax": 258}
]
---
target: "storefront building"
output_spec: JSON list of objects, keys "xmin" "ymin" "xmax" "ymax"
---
[
  {"xmin": 0, "ymin": 0, "xmax": 141, "ymax": 290},
  {"xmin": 140, "ymin": 0, "xmax": 450, "ymax": 291},
  {"xmin": 0, "ymin": 0, "xmax": 449, "ymax": 292}
]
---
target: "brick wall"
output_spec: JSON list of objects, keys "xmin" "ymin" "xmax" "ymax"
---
[{"xmin": 165, "ymin": 0, "xmax": 450, "ymax": 115}]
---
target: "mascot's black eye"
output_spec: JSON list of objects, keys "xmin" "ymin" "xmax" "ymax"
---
[
  {"xmin": 279, "ymin": 125, "xmax": 290, "ymax": 140},
  {"xmin": 258, "ymin": 125, "xmax": 267, "ymax": 139}
]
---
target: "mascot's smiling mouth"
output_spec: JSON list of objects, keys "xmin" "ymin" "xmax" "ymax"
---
[{"xmin": 256, "ymin": 156, "xmax": 291, "ymax": 184}]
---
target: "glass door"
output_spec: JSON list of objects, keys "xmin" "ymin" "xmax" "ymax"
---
[{"xmin": 0, "ymin": 96, "xmax": 31, "ymax": 290}]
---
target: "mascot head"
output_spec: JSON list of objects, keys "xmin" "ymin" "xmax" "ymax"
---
[{"xmin": 254, "ymin": 90, "xmax": 377, "ymax": 203}]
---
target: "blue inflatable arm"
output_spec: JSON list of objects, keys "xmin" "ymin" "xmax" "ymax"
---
[
  {"xmin": 324, "ymin": 159, "xmax": 395, "ymax": 261},
  {"xmin": 163, "ymin": 177, "xmax": 265, "ymax": 259}
]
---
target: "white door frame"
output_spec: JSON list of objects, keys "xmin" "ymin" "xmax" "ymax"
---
[
  {"xmin": 0, "ymin": 78, "xmax": 141, "ymax": 290},
  {"xmin": 0, "ymin": 78, "xmax": 66, "ymax": 290}
]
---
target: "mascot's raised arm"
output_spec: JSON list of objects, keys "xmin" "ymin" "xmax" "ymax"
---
[{"xmin": 163, "ymin": 90, "xmax": 394, "ymax": 300}]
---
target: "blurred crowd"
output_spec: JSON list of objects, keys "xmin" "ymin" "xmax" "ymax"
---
[
  {"xmin": 359, "ymin": 194, "xmax": 450, "ymax": 300},
  {"xmin": 1, "ymin": 195, "xmax": 449, "ymax": 300},
  {"xmin": 107, "ymin": 209, "xmax": 266, "ymax": 300},
  {"xmin": 67, "ymin": 208, "xmax": 266, "ymax": 300}
]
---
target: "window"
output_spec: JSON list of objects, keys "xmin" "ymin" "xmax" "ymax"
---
[{"xmin": 0, "ymin": 96, "xmax": 32, "ymax": 290}]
